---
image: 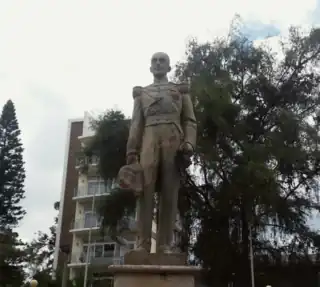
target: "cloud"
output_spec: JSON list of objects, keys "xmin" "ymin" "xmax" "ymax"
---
[
  {"xmin": 311, "ymin": 0, "xmax": 320, "ymax": 26},
  {"xmin": 239, "ymin": 21, "xmax": 281, "ymax": 41}
]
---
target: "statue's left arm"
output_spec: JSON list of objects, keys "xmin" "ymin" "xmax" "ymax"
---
[
  {"xmin": 126, "ymin": 87, "xmax": 144, "ymax": 161},
  {"xmin": 179, "ymin": 84, "xmax": 197, "ymax": 150}
]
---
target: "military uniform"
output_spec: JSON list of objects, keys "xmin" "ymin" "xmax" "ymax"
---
[{"xmin": 126, "ymin": 80, "xmax": 197, "ymax": 252}]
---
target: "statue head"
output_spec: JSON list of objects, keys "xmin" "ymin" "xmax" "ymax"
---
[{"xmin": 150, "ymin": 52, "xmax": 171, "ymax": 79}]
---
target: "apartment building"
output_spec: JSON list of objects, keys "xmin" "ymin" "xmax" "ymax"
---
[{"xmin": 53, "ymin": 111, "xmax": 182, "ymax": 286}]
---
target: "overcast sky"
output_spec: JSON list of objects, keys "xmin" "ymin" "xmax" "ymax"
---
[{"xmin": 0, "ymin": 0, "xmax": 319, "ymax": 242}]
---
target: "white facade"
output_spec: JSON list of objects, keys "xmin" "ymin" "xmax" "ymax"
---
[
  {"xmin": 53, "ymin": 111, "xmax": 180, "ymax": 284},
  {"xmin": 68, "ymin": 112, "xmax": 137, "ymax": 281}
]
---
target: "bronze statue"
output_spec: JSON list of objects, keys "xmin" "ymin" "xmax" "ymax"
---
[{"xmin": 125, "ymin": 52, "xmax": 197, "ymax": 254}]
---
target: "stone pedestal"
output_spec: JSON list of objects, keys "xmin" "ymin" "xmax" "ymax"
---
[
  {"xmin": 109, "ymin": 265, "xmax": 201, "ymax": 287},
  {"xmin": 124, "ymin": 249, "xmax": 187, "ymax": 265}
]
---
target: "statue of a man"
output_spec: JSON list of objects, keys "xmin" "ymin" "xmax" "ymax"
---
[{"xmin": 126, "ymin": 52, "xmax": 197, "ymax": 253}]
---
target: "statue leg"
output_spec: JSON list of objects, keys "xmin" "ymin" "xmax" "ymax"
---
[
  {"xmin": 157, "ymin": 124, "xmax": 181, "ymax": 253},
  {"xmin": 139, "ymin": 126, "xmax": 159, "ymax": 252}
]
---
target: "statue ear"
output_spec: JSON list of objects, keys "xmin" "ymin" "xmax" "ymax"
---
[
  {"xmin": 168, "ymin": 66, "xmax": 171, "ymax": 72},
  {"xmin": 150, "ymin": 66, "xmax": 153, "ymax": 73}
]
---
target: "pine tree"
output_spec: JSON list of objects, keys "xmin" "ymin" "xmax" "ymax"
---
[
  {"xmin": 0, "ymin": 99, "xmax": 26, "ymax": 227},
  {"xmin": 0, "ymin": 100, "xmax": 26, "ymax": 286}
]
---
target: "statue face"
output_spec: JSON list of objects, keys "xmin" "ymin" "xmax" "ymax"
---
[{"xmin": 150, "ymin": 52, "xmax": 171, "ymax": 78}]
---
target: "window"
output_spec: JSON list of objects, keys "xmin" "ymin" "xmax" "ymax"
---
[
  {"xmin": 95, "ymin": 245, "xmax": 103, "ymax": 258},
  {"xmin": 88, "ymin": 181, "xmax": 99, "ymax": 195},
  {"xmin": 83, "ymin": 243, "xmax": 116, "ymax": 259},
  {"xmin": 82, "ymin": 245, "xmax": 93, "ymax": 260},
  {"xmin": 103, "ymin": 244, "xmax": 115, "ymax": 257},
  {"xmin": 88, "ymin": 178, "xmax": 106, "ymax": 195},
  {"xmin": 84, "ymin": 212, "xmax": 97, "ymax": 228}
]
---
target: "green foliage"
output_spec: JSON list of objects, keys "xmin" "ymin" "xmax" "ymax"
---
[
  {"xmin": 24, "ymin": 201, "xmax": 59, "ymax": 279},
  {"xmin": 98, "ymin": 188, "xmax": 136, "ymax": 236},
  {"xmin": 0, "ymin": 100, "xmax": 26, "ymax": 285},
  {"xmin": 0, "ymin": 99, "xmax": 26, "ymax": 227},
  {"xmin": 0, "ymin": 230, "xmax": 26, "ymax": 287},
  {"xmin": 87, "ymin": 110, "xmax": 129, "ymax": 179},
  {"xmin": 86, "ymin": 110, "xmax": 138, "ymax": 237},
  {"xmin": 175, "ymin": 24, "xmax": 320, "ymax": 286}
]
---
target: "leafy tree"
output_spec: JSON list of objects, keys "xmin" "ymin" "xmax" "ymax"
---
[
  {"xmin": 0, "ymin": 100, "xmax": 27, "ymax": 286},
  {"xmin": 24, "ymin": 201, "xmax": 60, "ymax": 279},
  {"xmin": 175, "ymin": 25, "xmax": 320, "ymax": 286},
  {"xmin": 85, "ymin": 111, "xmax": 136, "ymax": 238},
  {"xmin": 87, "ymin": 110, "xmax": 129, "ymax": 179}
]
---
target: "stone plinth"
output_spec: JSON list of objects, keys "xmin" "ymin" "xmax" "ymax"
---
[
  {"xmin": 124, "ymin": 249, "xmax": 187, "ymax": 265},
  {"xmin": 109, "ymin": 265, "xmax": 201, "ymax": 287}
]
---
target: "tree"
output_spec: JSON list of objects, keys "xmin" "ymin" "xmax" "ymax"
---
[
  {"xmin": 24, "ymin": 201, "xmax": 60, "ymax": 280},
  {"xmin": 0, "ymin": 230, "xmax": 26, "ymax": 287},
  {"xmin": 0, "ymin": 100, "xmax": 27, "ymax": 286},
  {"xmin": 175, "ymin": 25, "xmax": 320, "ymax": 286},
  {"xmin": 0, "ymin": 99, "xmax": 26, "ymax": 227},
  {"xmin": 85, "ymin": 111, "xmax": 136, "ymax": 238}
]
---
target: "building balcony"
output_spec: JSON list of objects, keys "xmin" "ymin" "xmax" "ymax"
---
[
  {"xmin": 70, "ymin": 217, "xmax": 101, "ymax": 235},
  {"xmin": 78, "ymin": 134, "xmax": 94, "ymax": 148},
  {"xmin": 70, "ymin": 216, "xmax": 137, "ymax": 237},
  {"xmin": 69, "ymin": 252, "xmax": 124, "ymax": 267},
  {"xmin": 73, "ymin": 179, "xmax": 115, "ymax": 201},
  {"xmin": 69, "ymin": 242, "xmax": 133, "ymax": 267},
  {"xmin": 75, "ymin": 153, "xmax": 99, "ymax": 174}
]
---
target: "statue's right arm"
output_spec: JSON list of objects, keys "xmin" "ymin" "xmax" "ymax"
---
[{"xmin": 126, "ymin": 86, "xmax": 144, "ymax": 158}]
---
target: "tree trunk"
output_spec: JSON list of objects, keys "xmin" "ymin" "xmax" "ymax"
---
[{"xmin": 238, "ymin": 204, "xmax": 251, "ymax": 287}]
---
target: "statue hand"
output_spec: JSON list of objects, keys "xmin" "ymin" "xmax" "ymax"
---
[
  {"xmin": 126, "ymin": 154, "xmax": 138, "ymax": 165},
  {"xmin": 179, "ymin": 142, "xmax": 194, "ymax": 156},
  {"xmin": 133, "ymin": 86, "xmax": 143, "ymax": 98}
]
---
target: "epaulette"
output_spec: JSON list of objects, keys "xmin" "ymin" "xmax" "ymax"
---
[
  {"xmin": 132, "ymin": 86, "xmax": 143, "ymax": 99},
  {"xmin": 176, "ymin": 83, "xmax": 189, "ymax": 94}
]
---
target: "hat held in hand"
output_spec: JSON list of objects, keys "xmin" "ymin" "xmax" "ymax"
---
[{"xmin": 117, "ymin": 163, "xmax": 143, "ymax": 196}]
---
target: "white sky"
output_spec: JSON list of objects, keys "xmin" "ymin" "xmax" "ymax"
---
[{"xmin": 0, "ymin": 0, "xmax": 319, "ymax": 242}]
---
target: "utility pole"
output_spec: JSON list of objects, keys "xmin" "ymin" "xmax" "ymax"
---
[
  {"xmin": 61, "ymin": 254, "xmax": 69, "ymax": 287},
  {"xmin": 83, "ymin": 178, "xmax": 98, "ymax": 287},
  {"xmin": 249, "ymin": 224, "xmax": 255, "ymax": 287},
  {"xmin": 60, "ymin": 245, "xmax": 71, "ymax": 287},
  {"xmin": 0, "ymin": 229, "xmax": 6, "ymax": 287}
]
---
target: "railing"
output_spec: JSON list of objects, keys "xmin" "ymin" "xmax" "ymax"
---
[
  {"xmin": 70, "ymin": 216, "xmax": 136, "ymax": 231},
  {"xmin": 71, "ymin": 217, "xmax": 101, "ymax": 230},
  {"xmin": 73, "ymin": 179, "xmax": 116, "ymax": 198},
  {"xmin": 70, "ymin": 252, "xmax": 124, "ymax": 265},
  {"xmin": 74, "ymin": 186, "xmax": 109, "ymax": 197},
  {"xmin": 75, "ymin": 154, "xmax": 99, "ymax": 168}
]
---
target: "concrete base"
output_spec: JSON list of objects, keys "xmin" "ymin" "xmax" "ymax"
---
[
  {"xmin": 124, "ymin": 249, "xmax": 187, "ymax": 265},
  {"xmin": 109, "ymin": 265, "xmax": 201, "ymax": 287}
]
